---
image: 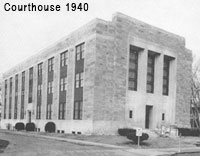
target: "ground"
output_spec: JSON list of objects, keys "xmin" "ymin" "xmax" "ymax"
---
[
  {"xmin": 0, "ymin": 131, "xmax": 137, "ymax": 156},
  {"xmin": 37, "ymin": 131, "xmax": 199, "ymax": 149},
  {"xmin": 1, "ymin": 130, "xmax": 200, "ymax": 156}
]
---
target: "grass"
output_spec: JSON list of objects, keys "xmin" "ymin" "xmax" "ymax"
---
[
  {"xmin": 0, "ymin": 139, "xmax": 9, "ymax": 153},
  {"xmin": 33, "ymin": 132, "xmax": 199, "ymax": 149}
]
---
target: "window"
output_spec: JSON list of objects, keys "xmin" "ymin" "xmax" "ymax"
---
[
  {"xmin": 29, "ymin": 68, "xmax": 33, "ymax": 103},
  {"xmin": 4, "ymin": 98, "xmax": 7, "ymax": 119},
  {"xmin": 128, "ymin": 46, "xmax": 139, "ymax": 91},
  {"xmin": 36, "ymin": 104, "xmax": 41, "ymax": 119},
  {"xmin": 47, "ymin": 81, "xmax": 53, "ymax": 94},
  {"xmin": 60, "ymin": 77, "xmax": 67, "ymax": 91},
  {"xmin": 38, "ymin": 63, "xmax": 43, "ymax": 76},
  {"xmin": 9, "ymin": 77, "xmax": 12, "ymax": 95},
  {"xmin": 29, "ymin": 67, "xmax": 33, "ymax": 80},
  {"xmin": 76, "ymin": 43, "xmax": 85, "ymax": 61},
  {"xmin": 22, "ymin": 71, "xmax": 25, "ymax": 90},
  {"xmin": 9, "ymin": 77, "xmax": 12, "ymax": 119},
  {"xmin": 162, "ymin": 113, "xmax": 165, "ymax": 121},
  {"xmin": 46, "ymin": 104, "xmax": 52, "ymax": 119},
  {"xmin": 74, "ymin": 101, "xmax": 83, "ymax": 120},
  {"xmin": 14, "ymin": 75, "xmax": 18, "ymax": 119},
  {"xmin": 48, "ymin": 57, "xmax": 54, "ymax": 72},
  {"xmin": 21, "ymin": 72, "xmax": 25, "ymax": 119},
  {"xmin": 37, "ymin": 84, "xmax": 42, "ymax": 96},
  {"xmin": 59, "ymin": 103, "xmax": 66, "ymax": 120},
  {"xmin": 14, "ymin": 96, "xmax": 18, "ymax": 119},
  {"xmin": 5, "ymin": 80, "xmax": 7, "ymax": 96},
  {"xmin": 15, "ymin": 74, "xmax": 18, "ymax": 94},
  {"xmin": 75, "ymin": 72, "xmax": 83, "ymax": 88},
  {"xmin": 147, "ymin": 53, "xmax": 155, "ymax": 93},
  {"xmin": 60, "ymin": 51, "xmax": 68, "ymax": 67},
  {"xmin": 129, "ymin": 110, "xmax": 133, "ymax": 118},
  {"xmin": 163, "ymin": 57, "xmax": 170, "ymax": 95}
]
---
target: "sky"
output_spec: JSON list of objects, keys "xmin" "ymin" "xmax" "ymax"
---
[{"xmin": 0, "ymin": 0, "xmax": 200, "ymax": 77}]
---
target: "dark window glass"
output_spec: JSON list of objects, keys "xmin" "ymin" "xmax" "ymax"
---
[
  {"xmin": 38, "ymin": 63, "xmax": 43, "ymax": 76},
  {"xmin": 46, "ymin": 104, "xmax": 52, "ymax": 119},
  {"xmin": 147, "ymin": 53, "xmax": 155, "ymax": 93},
  {"xmin": 60, "ymin": 51, "xmax": 68, "ymax": 67},
  {"xmin": 163, "ymin": 57, "xmax": 170, "ymax": 95},
  {"xmin": 48, "ymin": 57, "xmax": 54, "ymax": 72},
  {"xmin": 129, "ymin": 110, "xmax": 133, "ymax": 118},
  {"xmin": 76, "ymin": 43, "xmax": 85, "ymax": 61},
  {"xmin": 58, "ymin": 103, "xmax": 66, "ymax": 120},
  {"xmin": 128, "ymin": 45, "xmax": 139, "ymax": 91},
  {"xmin": 73, "ymin": 101, "xmax": 83, "ymax": 120},
  {"xmin": 75, "ymin": 72, "xmax": 83, "ymax": 88}
]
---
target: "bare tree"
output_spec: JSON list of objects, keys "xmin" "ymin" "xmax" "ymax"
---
[{"xmin": 191, "ymin": 64, "xmax": 200, "ymax": 128}]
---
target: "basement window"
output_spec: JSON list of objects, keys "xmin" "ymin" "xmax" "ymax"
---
[
  {"xmin": 129, "ymin": 110, "xmax": 133, "ymax": 118},
  {"xmin": 162, "ymin": 113, "xmax": 165, "ymax": 121}
]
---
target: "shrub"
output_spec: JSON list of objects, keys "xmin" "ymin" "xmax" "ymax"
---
[
  {"xmin": 178, "ymin": 128, "xmax": 200, "ymax": 136},
  {"xmin": 118, "ymin": 128, "xmax": 136, "ymax": 136},
  {"xmin": 25, "ymin": 123, "xmax": 35, "ymax": 131},
  {"xmin": 15, "ymin": 122, "xmax": 25, "ymax": 131},
  {"xmin": 45, "ymin": 122, "xmax": 56, "ymax": 133},
  {"xmin": 127, "ymin": 132, "xmax": 149, "ymax": 143}
]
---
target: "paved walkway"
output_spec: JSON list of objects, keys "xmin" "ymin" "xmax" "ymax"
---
[{"xmin": 1, "ymin": 129, "xmax": 200, "ymax": 156}]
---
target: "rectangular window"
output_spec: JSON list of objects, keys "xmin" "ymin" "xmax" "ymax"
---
[
  {"xmin": 48, "ymin": 57, "xmax": 54, "ymax": 72},
  {"xmin": 47, "ymin": 81, "xmax": 53, "ymax": 94},
  {"xmin": 129, "ymin": 110, "xmax": 133, "ymax": 118},
  {"xmin": 36, "ymin": 104, "xmax": 41, "ymax": 119},
  {"xmin": 14, "ymin": 74, "xmax": 18, "ymax": 119},
  {"xmin": 74, "ymin": 101, "xmax": 83, "ymax": 120},
  {"xmin": 9, "ymin": 77, "xmax": 12, "ymax": 119},
  {"xmin": 128, "ymin": 46, "xmax": 139, "ymax": 91},
  {"xmin": 38, "ymin": 62, "xmax": 43, "ymax": 76},
  {"xmin": 76, "ymin": 43, "xmax": 85, "ymax": 61},
  {"xmin": 37, "ymin": 84, "xmax": 42, "ymax": 96},
  {"xmin": 60, "ymin": 77, "xmax": 67, "ymax": 91},
  {"xmin": 21, "ymin": 71, "xmax": 25, "ymax": 119},
  {"xmin": 147, "ymin": 53, "xmax": 155, "ymax": 93},
  {"xmin": 28, "ymin": 67, "xmax": 33, "ymax": 103},
  {"xmin": 163, "ymin": 57, "xmax": 170, "ymax": 95},
  {"xmin": 4, "ymin": 80, "xmax": 7, "ymax": 119},
  {"xmin": 46, "ymin": 104, "xmax": 52, "ymax": 119},
  {"xmin": 58, "ymin": 103, "xmax": 66, "ymax": 120},
  {"xmin": 162, "ymin": 113, "xmax": 165, "ymax": 121},
  {"xmin": 14, "ymin": 96, "xmax": 18, "ymax": 119},
  {"xmin": 75, "ymin": 72, "xmax": 83, "ymax": 88},
  {"xmin": 60, "ymin": 51, "xmax": 68, "ymax": 67},
  {"xmin": 29, "ymin": 67, "xmax": 33, "ymax": 80}
]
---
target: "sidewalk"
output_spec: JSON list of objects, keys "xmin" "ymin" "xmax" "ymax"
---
[{"xmin": 1, "ymin": 129, "xmax": 200, "ymax": 156}]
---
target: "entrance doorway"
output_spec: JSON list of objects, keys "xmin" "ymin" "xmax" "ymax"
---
[{"xmin": 145, "ymin": 106, "xmax": 153, "ymax": 129}]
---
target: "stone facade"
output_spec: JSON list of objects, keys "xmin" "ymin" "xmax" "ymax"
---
[{"xmin": 0, "ymin": 12, "xmax": 192, "ymax": 134}]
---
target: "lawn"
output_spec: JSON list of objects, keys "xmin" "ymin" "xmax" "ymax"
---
[
  {"xmin": 36, "ymin": 132, "xmax": 200, "ymax": 149},
  {"xmin": 0, "ymin": 139, "xmax": 9, "ymax": 153}
]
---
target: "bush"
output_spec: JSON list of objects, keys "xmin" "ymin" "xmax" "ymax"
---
[
  {"xmin": 15, "ymin": 122, "xmax": 25, "ymax": 131},
  {"xmin": 118, "ymin": 128, "xmax": 149, "ymax": 143},
  {"xmin": 127, "ymin": 132, "xmax": 149, "ymax": 143},
  {"xmin": 178, "ymin": 128, "xmax": 200, "ymax": 136},
  {"xmin": 45, "ymin": 122, "xmax": 56, "ymax": 133},
  {"xmin": 118, "ymin": 128, "xmax": 136, "ymax": 136},
  {"xmin": 25, "ymin": 123, "xmax": 35, "ymax": 131}
]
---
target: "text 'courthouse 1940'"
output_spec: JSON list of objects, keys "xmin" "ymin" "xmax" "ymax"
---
[{"xmin": 1, "ymin": 12, "xmax": 192, "ymax": 134}]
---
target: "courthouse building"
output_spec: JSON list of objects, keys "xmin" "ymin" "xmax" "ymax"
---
[{"xmin": 1, "ymin": 12, "xmax": 192, "ymax": 134}]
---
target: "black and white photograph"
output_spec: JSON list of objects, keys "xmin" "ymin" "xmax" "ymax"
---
[{"xmin": 0, "ymin": 0, "xmax": 200, "ymax": 155}]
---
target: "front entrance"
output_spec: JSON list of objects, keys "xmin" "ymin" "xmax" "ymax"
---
[{"xmin": 145, "ymin": 106, "xmax": 153, "ymax": 129}]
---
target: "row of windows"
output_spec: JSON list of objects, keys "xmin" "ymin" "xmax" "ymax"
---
[
  {"xmin": 4, "ymin": 43, "xmax": 85, "ymax": 120},
  {"xmin": 128, "ymin": 45, "xmax": 173, "ymax": 96}
]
